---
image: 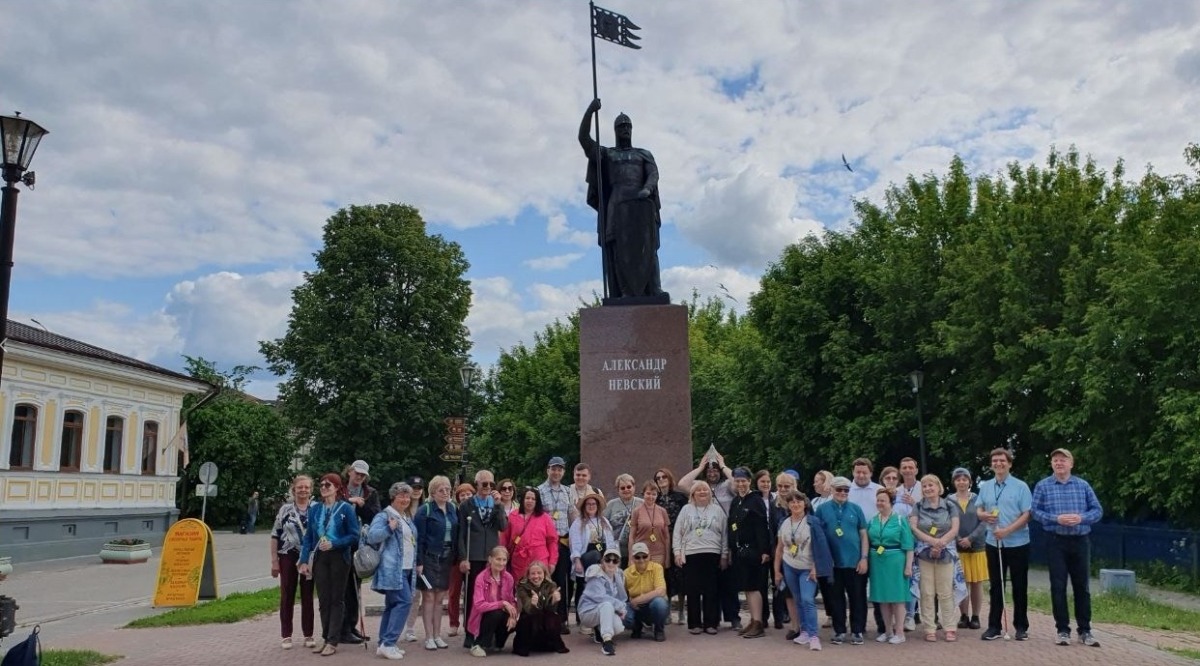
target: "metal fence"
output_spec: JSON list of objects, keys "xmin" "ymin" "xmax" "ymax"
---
[{"xmin": 1029, "ymin": 523, "xmax": 1200, "ymax": 582}]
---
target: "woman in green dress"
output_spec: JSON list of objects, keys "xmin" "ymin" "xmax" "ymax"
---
[{"xmin": 867, "ymin": 487, "xmax": 914, "ymax": 645}]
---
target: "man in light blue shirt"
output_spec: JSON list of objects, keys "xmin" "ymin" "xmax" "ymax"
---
[{"xmin": 975, "ymin": 447, "xmax": 1032, "ymax": 641}]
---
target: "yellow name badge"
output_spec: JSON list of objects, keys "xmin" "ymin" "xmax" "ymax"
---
[
  {"xmin": 789, "ymin": 544, "xmax": 798, "ymax": 555},
  {"xmin": 929, "ymin": 527, "xmax": 938, "ymax": 536},
  {"xmin": 513, "ymin": 536, "xmax": 521, "ymax": 545},
  {"xmin": 835, "ymin": 527, "xmax": 844, "ymax": 537},
  {"xmin": 695, "ymin": 529, "xmax": 703, "ymax": 537},
  {"xmin": 731, "ymin": 523, "xmax": 738, "ymax": 531},
  {"xmin": 876, "ymin": 546, "xmax": 885, "ymax": 555},
  {"xmin": 649, "ymin": 534, "xmax": 657, "ymax": 542},
  {"xmin": 553, "ymin": 511, "xmax": 561, "ymax": 520},
  {"xmin": 991, "ymin": 508, "xmax": 1000, "ymax": 516}
]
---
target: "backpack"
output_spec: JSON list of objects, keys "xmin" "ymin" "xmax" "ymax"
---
[{"xmin": 1, "ymin": 625, "xmax": 40, "ymax": 666}]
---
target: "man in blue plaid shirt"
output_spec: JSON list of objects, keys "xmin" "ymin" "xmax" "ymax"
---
[{"xmin": 1031, "ymin": 448, "xmax": 1103, "ymax": 648}]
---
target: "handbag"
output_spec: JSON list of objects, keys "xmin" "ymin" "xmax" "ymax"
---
[{"xmin": 353, "ymin": 524, "xmax": 380, "ymax": 577}]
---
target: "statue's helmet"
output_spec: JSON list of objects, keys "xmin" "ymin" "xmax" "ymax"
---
[{"xmin": 614, "ymin": 112, "xmax": 632, "ymax": 129}]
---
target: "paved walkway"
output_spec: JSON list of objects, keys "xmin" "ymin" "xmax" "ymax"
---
[{"xmin": 3, "ymin": 532, "xmax": 1197, "ymax": 664}]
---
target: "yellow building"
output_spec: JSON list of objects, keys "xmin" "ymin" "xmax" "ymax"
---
[{"xmin": 0, "ymin": 320, "xmax": 211, "ymax": 562}]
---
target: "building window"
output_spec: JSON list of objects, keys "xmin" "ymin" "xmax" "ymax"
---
[
  {"xmin": 141, "ymin": 421, "xmax": 158, "ymax": 475},
  {"xmin": 103, "ymin": 416, "xmax": 124, "ymax": 473},
  {"xmin": 60, "ymin": 410, "xmax": 84, "ymax": 471},
  {"xmin": 8, "ymin": 404, "xmax": 37, "ymax": 469}
]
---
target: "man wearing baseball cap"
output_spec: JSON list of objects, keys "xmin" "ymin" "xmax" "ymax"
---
[
  {"xmin": 814, "ymin": 475, "xmax": 869, "ymax": 645},
  {"xmin": 623, "ymin": 542, "xmax": 668, "ymax": 641},
  {"xmin": 1032, "ymin": 448, "xmax": 1103, "ymax": 648},
  {"xmin": 342, "ymin": 459, "xmax": 380, "ymax": 644},
  {"xmin": 538, "ymin": 456, "xmax": 573, "ymax": 632}
]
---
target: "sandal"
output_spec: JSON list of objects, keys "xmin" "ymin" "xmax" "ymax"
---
[
  {"xmin": 925, "ymin": 633, "xmax": 937, "ymax": 642},
  {"xmin": 945, "ymin": 631, "xmax": 957, "ymax": 642}
]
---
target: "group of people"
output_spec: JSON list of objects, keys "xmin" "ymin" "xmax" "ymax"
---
[{"xmin": 267, "ymin": 446, "xmax": 1104, "ymax": 658}]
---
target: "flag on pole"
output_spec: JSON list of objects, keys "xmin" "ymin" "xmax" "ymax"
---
[
  {"xmin": 592, "ymin": 4, "xmax": 641, "ymax": 49},
  {"xmin": 163, "ymin": 421, "xmax": 190, "ymax": 469}
]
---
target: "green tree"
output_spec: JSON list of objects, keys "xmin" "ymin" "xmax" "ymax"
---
[
  {"xmin": 177, "ymin": 357, "xmax": 294, "ymax": 527},
  {"xmin": 260, "ymin": 203, "xmax": 471, "ymax": 488},
  {"xmin": 471, "ymin": 314, "xmax": 581, "ymax": 486}
]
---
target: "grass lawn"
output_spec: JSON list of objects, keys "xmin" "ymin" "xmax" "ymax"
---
[
  {"xmin": 125, "ymin": 587, "xmax": 280, "ymax": 628},
  {"xmin": 1027, "ymin": 589, "xmax": 1200, "ymax": 634},
  {"xmin": 1165, "ymin": 647, "xmax": 1200, "ymax": 661},
  {"xmin": 43, "ymin": 650, "xmax": 121, "ymax": 666}
]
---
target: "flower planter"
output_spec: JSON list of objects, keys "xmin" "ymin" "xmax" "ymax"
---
[{"xmin": 100, "ymin": 542, "xmax": 152, "ymax": 564}]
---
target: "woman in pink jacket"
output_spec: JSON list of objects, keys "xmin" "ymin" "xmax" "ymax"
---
[
  {"xmin": 502, "ymin": 488, "xmax": 559, "ymax": 582},
  {"xmin": 467, "ymin": 546, "xmax": 518, "ymax": 657}
]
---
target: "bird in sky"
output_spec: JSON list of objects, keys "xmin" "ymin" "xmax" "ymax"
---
[
  {"xmin": 842, "ymin": 154, "xmax": 853, "ymax": 172},
  {"xmin": 718, "ymin": 282, "xmax": 738, "ymax": 303}
]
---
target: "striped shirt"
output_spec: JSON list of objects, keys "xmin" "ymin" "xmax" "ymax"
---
[{"xmin": 1031, "ymin": 474, "xmax": 1103, "ymax": 536}]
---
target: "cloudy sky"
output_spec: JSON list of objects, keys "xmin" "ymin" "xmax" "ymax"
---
[{"xmin": 3, "ymin": 1, "xmax": 1197, "ymax": 397}]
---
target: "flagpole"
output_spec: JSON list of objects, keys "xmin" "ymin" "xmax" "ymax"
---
[{"xmin": 589, "ymin": 0, "xmax": 609, "ymax": 300}]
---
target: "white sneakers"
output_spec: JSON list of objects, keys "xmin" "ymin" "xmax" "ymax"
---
[
  {"xmin": 904, "ymin": 616, "xmax": 916, "ymax": 632},
  {"xmin": 401, "ymin": 630, "xmax": 417, "ymax": 643},
  {"xmin": 376, "ymin": 645, "xmax": 404, "ymax": 660},
  {"xmin": 470, "ymin": 645, "xmax": 488, "ymax": 658},
  {"xmin": 432, "ymin": 637, "xmax": 449, "ymax": 649},
  {"xmin": 424, "ymin": 638, "xmax": 438, "ymax": 651}
]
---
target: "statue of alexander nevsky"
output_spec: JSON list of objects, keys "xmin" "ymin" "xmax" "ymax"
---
[{"xmin": 579, "ymin": 98, "xmax": 669, "ymax": 304}]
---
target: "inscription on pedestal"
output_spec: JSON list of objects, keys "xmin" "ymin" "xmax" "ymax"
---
[{"xmin": 579, "ymin": 305, "xmax": 692, "ymax": 492}]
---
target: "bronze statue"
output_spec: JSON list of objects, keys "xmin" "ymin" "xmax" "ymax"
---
[{"xmin": 579, "ymin": 98, "xmax": 668, "ymax": 303}]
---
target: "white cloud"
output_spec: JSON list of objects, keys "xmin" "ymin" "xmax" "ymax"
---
[
  {"xmin": 662, "ymin": 265, "xmax": 760, "ymax": 311},
  {"xmin": 682, "ymin": 166, "xmax": 824, "ymax": 268},
  {"xmin": 467, "ymin": 276, "xmax": 601, "ymax": 359},
  {"xmin": 523, "ymin": 253, "xmax": 585, "ymax": 271},
  {"xmin": 14, "ymin": 302, "xmax": 182, "ymax": 364},
  {"xmin": 546, "ymin": 214, "xmax": 594, "ymax": 248},
  {"xmin": 164, "ymin": 269, "xmax": 304, "ymax": 366}
]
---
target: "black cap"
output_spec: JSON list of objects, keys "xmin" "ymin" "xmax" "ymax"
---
[{"xmin": 406, "ymin": 475, "xmax": 425, "ymax": 488}]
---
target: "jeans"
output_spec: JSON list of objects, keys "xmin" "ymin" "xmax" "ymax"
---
[
  {"xmin": 579, "ymin": 601, "xmax": 624, "ymax": 639},
  {"xmin": 476, "ymin": 609, "xmax": 512, "ymax": 650},
  {"xmin": 378, "ymin": 575, "xmax": 413, "ymax": 647},
  {"xmin": 1046, "ymin": 534, "xmax": 1092, "ymax": 634},
  {"xmin": 623, "ymin": 597, "xmax": 670, "ymax": 630},
  {"xmin": 781, "ymin": 563, "xmax": 819, "ymax": 636},
  {"xmin": 830, "ymin": 567, "xmax": 867, "ymax": 634},
  {"xmin": 985, "ymin": 543, "xmax": 1029, "ymax": 632}
]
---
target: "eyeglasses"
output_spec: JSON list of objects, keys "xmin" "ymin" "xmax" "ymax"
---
[
  {"xmin": 319, "ymin": 482, "xmax": 334, "ymax": 488},
  {"xmin": 478, "ymin": 481, "xmax": 494, "ymax": 488},
  {"xmin": 654, "ymin": 475, "xmax": 667, "ymax": 481},
  {"xmin": 618, "ymin": 485, "xmax": 633, "ymax": 490},
  {"xmin": 603, "ymin": 556, "xmax": 621, "ymax": 564},
  {"xmin": 633, "ymin": 554, "xmax": 649, "ymax": 560},
  {"xmin": 500, "ymin": 486, "xmax": 514, "ymax": 492},
  {"xmin": 833, "ymin": 487, "xmax": 849, "ymax": 493}
]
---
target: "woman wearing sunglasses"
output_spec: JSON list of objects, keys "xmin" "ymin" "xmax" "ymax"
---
[
  {"xmin": 605, "ymin": 474, "xmax": 644, "ymax": 567},
  {"xmin": 577, "ymin": 548, "xmax": 630, "ymax": 656},
  {"xmin": 298, "ymin": 473, "xmax": 361, "ymax": 656},
  {"xmin": 496, "ymin": 479, "xmax": 518, "ymax": 515}
]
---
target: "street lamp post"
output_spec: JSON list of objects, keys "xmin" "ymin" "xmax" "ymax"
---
[
  {"xmin": 0, "ymin": 113, "xmax": 48, "ymax": 391},
  {"xmin": 909, "ymin": 370, "xmax": 927, "ymax": 473},
  {"xmin": 458, "ymin": 363, "xmax": 476, "ymax": 484}
]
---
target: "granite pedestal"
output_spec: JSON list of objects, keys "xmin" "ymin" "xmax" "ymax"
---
[{"xmin": 578, "ymin": 305, "xmax": 692, "ymax": 493}]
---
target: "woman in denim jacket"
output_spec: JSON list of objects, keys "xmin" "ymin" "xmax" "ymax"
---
[
  {"xmin": 368, "ymin": 482, "xmax": 418, "ymax": 660},
  {"xmin": 299, "ymin": 472, "xmax": 361, "ymax": 656}
]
